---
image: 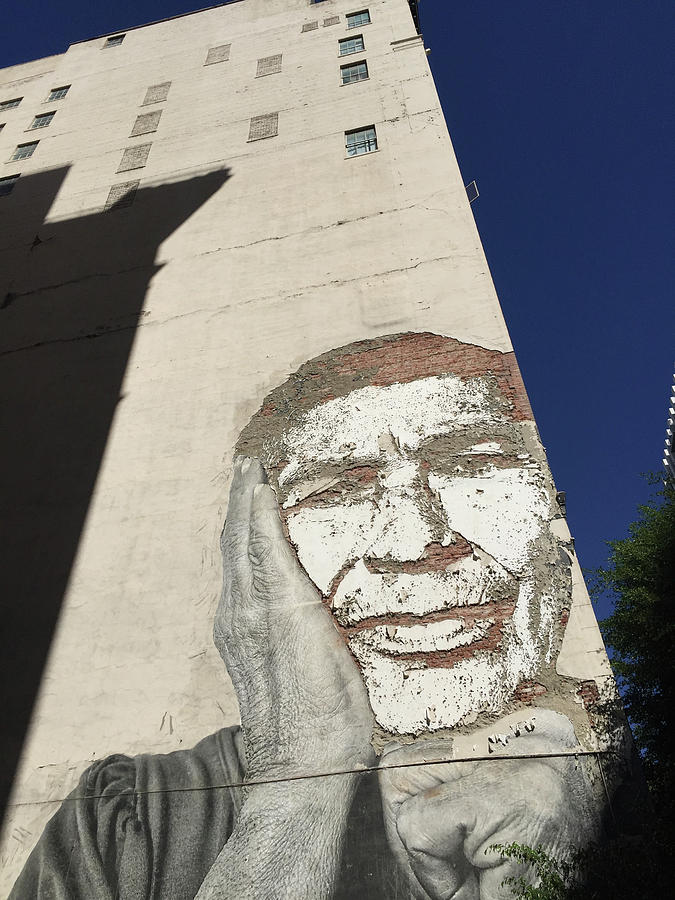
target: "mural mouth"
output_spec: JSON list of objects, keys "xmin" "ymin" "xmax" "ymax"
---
[
  {"xmin": 343, "ymin": 598, "xmax": 516, "ymax": 667},
  {"xmin": 326, "ymin": 543, "xmax": 517, "ymax": 630}
]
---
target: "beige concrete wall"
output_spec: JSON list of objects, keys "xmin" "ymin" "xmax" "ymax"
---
[{"xmin": 0, "ymin": 1, "xmax": 613, "ymax": 889}]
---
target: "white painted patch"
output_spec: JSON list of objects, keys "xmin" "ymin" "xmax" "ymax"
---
[
  {"xmin": 350, "ymin": 646, "xmax": 537, "ymax": 733},
  {"xmin": 286, "ymin": 503, "xmax": 376, "ymax": 594},
  {"xmin": 278, "ymin": 375, "xmax": 506, "ymax": 485},
  {"xmin": 466, "ymin": 441, "xmax": 502, "ymax": 454},
  {"xmin": 286, "ymin": 461, "xmax": 438, "ymax": 595},
  {"xmin": 331, "ymin": 554, "xmax": 513, "ymax": 624},
  {"xmin": 429, "ymin": 468, "xmax": 551, "ymax": 572}
]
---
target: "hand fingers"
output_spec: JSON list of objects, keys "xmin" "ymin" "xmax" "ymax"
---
[
  {"xmin": 379, "ymin": 742, "xmax": 475, "ymax": 811},
  {"xmin": 391, "ymin": 759, "xmax": 571, "ymax": 900},
  {"xmin": 248, "ymin": 482, "xmax": 306, "ymax": 582},
  {"xmin": 218, "ymin": 458, "xmax": 269, "ymax": 642},
  {"xmin": 395, "ymin": 788, "xmax": 479, "ymax": 900},
  {"xmin": 221, "ymin": 457, "xmax": 267, "ymax": 544}
]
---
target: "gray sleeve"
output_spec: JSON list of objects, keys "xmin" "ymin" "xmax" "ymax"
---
[{"xmin": 9, "ymin": 727, "xmax": 244, "ymax": 900}]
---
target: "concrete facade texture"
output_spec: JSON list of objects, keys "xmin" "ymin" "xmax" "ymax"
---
[{"xmin": 0, "ymin": 2, "xmax": 627, "ymax": 894}]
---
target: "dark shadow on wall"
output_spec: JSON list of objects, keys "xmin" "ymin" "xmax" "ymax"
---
[{"xmin": 0, "ymin": 166, "xmax": 231, "ymax": 818}]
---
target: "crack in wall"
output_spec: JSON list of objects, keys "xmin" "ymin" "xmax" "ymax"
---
[{"xmin": 1, "ymin": 255, "xmax": 458, "ymax": 358}]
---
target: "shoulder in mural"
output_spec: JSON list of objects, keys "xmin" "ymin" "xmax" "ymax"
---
[{"xmin": 10, "ymin": 333, "xmax": 640, "ymax": 899}]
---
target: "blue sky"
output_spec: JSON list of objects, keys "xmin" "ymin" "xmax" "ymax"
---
[{"xmin": 2, "ymin": 1, "xmax": 673, "ymax": 620}]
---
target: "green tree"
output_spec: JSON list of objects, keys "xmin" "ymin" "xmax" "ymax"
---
[
  {"xmin": 594, "ymin": 476, "xmax": 675, "ymax": 817},
  {"xmin": 488, "ymin": 843, "xmax": 573, "ymax": 899}
]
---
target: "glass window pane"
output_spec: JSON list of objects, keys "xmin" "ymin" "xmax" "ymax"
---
[
  {"xmin": 30, "ymin": 112, "xmax": 55, "ymax": 129},
  {"xmin": 11, "ymin": 142, "xmax": 38, "ymax": 160},
  {"xmin": 0, "ymin": 174, "xmax": 20, "ymax": 197},
  {"xmin": 345, "ymin": 126, "xmax": 377, "ymax": 156},
  {"xmin": 347, "ymin": 10, "xmax": 371, "ymax": 29},
  {"xmin": 341, "ymin": 61, "xmax": 369, "ymax": 84},
  {"xmin": 339, "ymin": 36, "xmax": 364, "ymax": 55},
  {"xmin": 48, "ymin": 86, "xmax": 70, "ymax": 101}
]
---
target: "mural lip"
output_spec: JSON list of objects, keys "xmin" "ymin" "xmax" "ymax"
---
[
  {"xmin": 343, "ymin": 596, "xmax": 516, "ymax": 668},
  {"xmin": 339, "ymin": 597, "xmax": 516, "ymax": 633}
]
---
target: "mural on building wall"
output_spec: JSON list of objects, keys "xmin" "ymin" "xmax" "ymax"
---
[{"xmin": 10, "ymin": 334, "xmax": 633, "ymax": 899}]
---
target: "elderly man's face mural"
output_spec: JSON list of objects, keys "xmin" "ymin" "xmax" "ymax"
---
[{"xmin": 235, "ymin": 334, "xmax": 569, "ymax": 737}]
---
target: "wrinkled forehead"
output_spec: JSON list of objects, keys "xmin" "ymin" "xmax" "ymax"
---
[{"xmin": 275, "ymin": 374, "xmax": 506, "ymax": 487}]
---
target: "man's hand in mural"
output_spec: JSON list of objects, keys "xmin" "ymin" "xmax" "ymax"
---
[
  {"xmin": 198, "ymin": 457, "xmax": 373, "ymax": 898},
  {"xmin": 379, "ymin": 738, "xmax": 586, "ymax": 900},
  {"xmin": 214, "ymin": 456, "xmax": 373, "ymax": 779}
]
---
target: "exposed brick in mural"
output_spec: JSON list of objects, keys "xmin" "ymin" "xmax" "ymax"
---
[{"xmin": 256, "ymin": 332, "xmax": 534, "ymax": 422}]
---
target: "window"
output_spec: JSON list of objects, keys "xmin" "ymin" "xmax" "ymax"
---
[
  {"xmin": 347, "ymin": 10, "xmax": 370, "ymax": 28},
  {"xmin": 0, "ymin": 97, "xmax": 22, "ymax": 111},
  {"xmin": 130, "ymin": 111, "xmax": 162, "ymax": 136},
  {"xmin": 103, "ymin": 35, "xmax": 125, "ymax": 48},
  {"xmin": 48, "ymin": 86, "xmax": 70, "ymax": 102},
  {"xmin": 0, "ymin": 174, "xmax": 19, "ymax": 197},
  {"xmin": 339, "ymin": 35, "xmax": 364, "ymax": 56},
  {"xmin": 301, "ymin": 22, "xmax": 319, "ymax": 32},
  {"xmin": 10, "ymin": 141, "xmax": 38, "ymax": 161},
  {"xmin": 341, "ymin": 60, "xmax": 368, "ymax": 84},
  {"xmin": 256, "ymin": 54, "xmax": 282, "ymax": 77},
  {"xmin": 323, "ymin": 16, "xmax": 340, "ymax": 27},
  {"xmin": 105, "ymin": 181, "xmax": 139, "ymax": 211},
  {"xmin": 248, "ymin": 112, "xmax": 278, "ymax": 141},
  {"xmin": 30, "ymin": 112, "xmax": 55, "ymax": 129},
  {"xmin": 142, "ymin": 82, "xmax": 171, "ymax": 106},
  {"xmin": 117, "ymin": 143, "xmax": 152, "ymax": 173},
  {"xmin": 345, "ymin": 126, "xmax": 377, "ymax": 157},
  {"xmin": 205, "ymin": 44, "xmax": 231, "ymax": 65}
]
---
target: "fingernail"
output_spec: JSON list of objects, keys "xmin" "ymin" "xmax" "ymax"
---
[{"xmin": 241, "ymin": 457, "xmax": 251, "ymax": 474}]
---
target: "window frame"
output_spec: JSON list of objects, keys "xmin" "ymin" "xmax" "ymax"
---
[
  {"xmin": 47, "ymin": 86, "xmax": 70, "ymax": 102},
  {"xmin": 340, "ymin": 60, "xmax": 369, "ymax": 85},
  {"xmin": 117, "ymin": 143, "xmax": 152, "ymax": 173},
  {"xmin": 0, "ymin": 97, "xmax": 23, "ymax": 111},
  {"xmin": 105, "ymin": 180, "xmax": 140, "ymax": 212},
  {"xmin": 346, "ymin": 10, "xmax": 371, "ymax": 29},
  {"xmin": 338, "ymin": 35, "xmax": 365, "ymax": 56},
  {"xmin": 142, "ymin": 82, "xmax": 171, "ymax": 106},
  {"xmin": 103, "ymin": 34, "xmax": 125, "ymax": 49},
  {"xmin": 248, "ymin": 112, "xmax": 279, "ymax": 142},
  {"xmin": 29, "ymin": 111, "xmax": 56, "ymax": 130},
  {"xmin": 345, "ymin": 125, "xmax": 377, "ymax": 158},
  {"xmin": 0, "ymin": 174, "xmax": 20, "ymax": 197},
  {"xmin": 256, "ymin": 54, "xmax": 283, "ymax": 78},
  {"xmin": 10, "ymin": 141, "xmax": 39, "ymax": 161},
  {"xmin": 204, "ymin": 44, "xmax": 232, "ymax": 66},
  {"xmin": 130, "ymin": 110, "xmax": 162, "ymax": 137}
]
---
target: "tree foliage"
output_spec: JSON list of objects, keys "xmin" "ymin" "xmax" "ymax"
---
[
  {"xmin": 594, "ymin": 476, "xmax": 675, "ymax": 815},
  {"xmin": 490, "ymin": 838, "xmax": 671, "ymax": 900},
  {"xmin": 489, "ymin": 843, "xmax": 572, "ymax": 899}
]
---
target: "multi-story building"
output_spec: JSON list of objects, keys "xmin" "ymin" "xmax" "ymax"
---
[{"xmin": 0, "ymin": 2, "xmax": 639, "ymax": 896}]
